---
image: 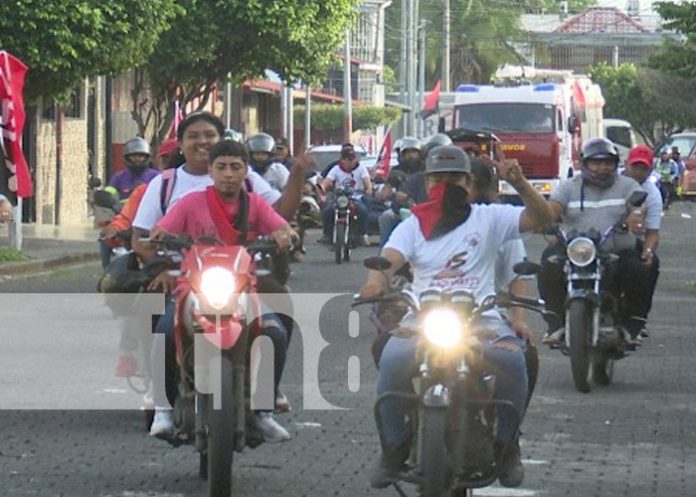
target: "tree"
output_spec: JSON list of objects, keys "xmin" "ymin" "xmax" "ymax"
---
[
  {"xmin": 0, "ymin": 1, "xmax": 179, "ymax": 102},
  {"xmin": 294, "ymin": 104, "xmax": 402, "ymax": 132},
  {"xmin": 589, "ymin": 62, "xmax": 696, "ymax": 147},
  {"xmin": 648, "ymin": 1, "xmax": 696, "ymax": 78},
  {"xmin": 134, "ymin": 0, "xmax": 360, "ymax": 146}
]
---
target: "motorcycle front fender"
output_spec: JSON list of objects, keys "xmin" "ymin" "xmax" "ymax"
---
[
  {"xmin": 566, "ymin": 289, "xmax": 600, "ymax": 308},
  {"xmin": 423, "ymin": 383, "xmax": 450, "ymax": 408}
]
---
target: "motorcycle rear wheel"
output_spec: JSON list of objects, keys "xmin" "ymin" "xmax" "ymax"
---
[
  {"xmin": 206, "ymin": 355, "xmax": 235, "ymax": 497},
  {"xmin": 421, "ymin": 407, "xmax": 447, "ymax": 497},
  {"xmin": 568, "ymin": 300, "xmax": 592, "ymax": 393}
]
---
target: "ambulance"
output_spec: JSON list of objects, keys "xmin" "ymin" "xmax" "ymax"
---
[{"xmin": 450, "ymin": 65, "xmax": 605, "ymax": 199}]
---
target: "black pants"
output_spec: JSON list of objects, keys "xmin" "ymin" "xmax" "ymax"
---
[{"xmin": 537, "ymin": 241, "xmax": 653, "ymax": 335}]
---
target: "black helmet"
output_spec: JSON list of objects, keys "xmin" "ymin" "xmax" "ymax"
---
[
  {"xmin": 246, "ymin": 133, "xmax": 276, "ymax": 154},
  {"xmin": 580, "ymin": 138, "xmax": 619, "ymax": 166},
  {"xmin": 422, "ymin": 133, "xmax": 453, "ymax": 160},
  {"xmin": 223, "ymin": 128, "xmax": 243, "ymax": 143}
]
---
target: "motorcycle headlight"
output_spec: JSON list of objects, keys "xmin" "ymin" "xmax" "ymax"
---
[
  {"xmin": 336, "ymin": 196, "xmax": 350, "ymax": 208},
  {"xmin": 422, "ymin": 309, "xmax": 463, "ymax": 348},
  {"xmin": 567, "ymin": 237, "xmax": 596, "ymax": 267},
  {"xmin": 200, "ymin": 266, "xmax": 236, "ymax": 310}
]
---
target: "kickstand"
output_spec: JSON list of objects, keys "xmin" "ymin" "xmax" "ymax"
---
[{"xmin": 392, "ymin": 482, "xmax": 409, "ymax": 497}]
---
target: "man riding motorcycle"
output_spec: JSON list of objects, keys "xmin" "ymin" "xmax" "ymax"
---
[
  {"xmin": 538, "ymin": 137, "xmax": 651, "ymax": 345},
  {"xmin": 621, "ymin": 145, "xmax": 663, "ymax": 335},
  {"xmin": 375, "ymin": 137, "xmax": 424, "ymax": 248},
  {"xmin": 247, "ymin": 132, "xmax": 290, "ymax": 192},
  {"xmin": 151, "ymin": 138, "xmax": 297, "ymax": 442},
  {"xmin": 358, "ymin": 145, "xmax": 553, "ymax": 489},
  {"xmin": 130, "ymin": 112, "xmax": 311, "ymax": 439}
]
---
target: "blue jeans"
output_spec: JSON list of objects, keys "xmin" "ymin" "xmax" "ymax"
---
[
  {"xmin": 376, "ymin": 317, "xmax": 528, "ymax": 450},
  {"xmin": 322, "ymin": 199, "xmax": 369, "ymax": 237},
  {"xmin": 151, "ymin": 295, "xmax": 288, "ymax": 409},
  {"xmin": 378, "ymin": 209, "xmax": 401, "ymax": 248}
]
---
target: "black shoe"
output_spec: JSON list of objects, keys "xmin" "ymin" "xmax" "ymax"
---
[{"xmin": 498, "ymin": 438, "xmax": 524, "ymax": 488}]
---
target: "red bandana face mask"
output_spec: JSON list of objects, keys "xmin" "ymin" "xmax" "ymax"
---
[{"xmin": 411, "ymin": 182, "xmax": 448, "ymax": 240}]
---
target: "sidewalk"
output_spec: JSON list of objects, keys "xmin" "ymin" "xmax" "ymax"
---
[{"xmin": 0, "ymin": 223, "xmax": 101, "ymax": 277}]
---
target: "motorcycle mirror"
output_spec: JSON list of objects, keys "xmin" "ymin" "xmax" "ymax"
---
[
  {"xmin": 364, "ymin": 256, "xmax": 392, "ymax": 272},
  {"xmin": 627, "ymin": 190, "xmax": 648, "ymax": 207},
  {"xmin": 513, "ymin": 261, "xmax": 541, "ymax": 276},
  {"xmin": 89, "ymin": 177, "xmax": 102, "ymax": 188}
]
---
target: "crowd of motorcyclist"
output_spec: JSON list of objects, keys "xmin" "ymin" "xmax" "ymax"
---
[{"xmin": 93, "ymin": 112, "xmax": 669, "ymax": 492}]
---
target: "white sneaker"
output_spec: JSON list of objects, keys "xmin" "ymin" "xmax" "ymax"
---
[
  {"xmin": 149, "ymin": 408, "xmax": 175, "ymax": 437},
  {"xmin": 254, "ymin": 412, "xmax": 291, "ymax": 443}
]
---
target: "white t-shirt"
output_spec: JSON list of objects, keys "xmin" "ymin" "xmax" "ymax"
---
[
  {"xmin": 133, "ymin": 164, "xmax": 281, "ymax": 231},
  {"xmin": 262, "ymin": 162, "xmax": 290, "ymax": 192},
  {"xmin": 327, "ymin": 164, "xmax": 370, "ymax": 196},
  {"xmin": 495, "ymin": 239, "xmax": 528, "ymax": 294},
  {"xmin": 385, "ymin": 203, "xmax": 523, "ymax": 305}
]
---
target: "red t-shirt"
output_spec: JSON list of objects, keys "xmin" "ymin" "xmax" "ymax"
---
[{"xmin": 156, "ymin": 189, "xmax": 286, "ymax": 242}]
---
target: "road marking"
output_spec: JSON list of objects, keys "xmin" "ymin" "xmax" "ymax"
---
[
  {"xmin": 474, "ymin": 488, "xmax": 538, "ymax": 496},
  {"xmin": 522, "ymin": 459, "xmax": 549, "ymax": 465},
  {"xmin": 295, "ymin": 421, "xmax": 322, "ymax": 428}
]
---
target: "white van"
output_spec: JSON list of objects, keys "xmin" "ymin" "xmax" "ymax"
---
[{"xmin": 603, "ymin": 118, "xmax": 637, "ymax": 164}]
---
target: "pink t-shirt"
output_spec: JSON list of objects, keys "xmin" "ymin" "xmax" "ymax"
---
[{"xmin": 156, "ymin": 189, "xmax": 286, "ymax": 242}]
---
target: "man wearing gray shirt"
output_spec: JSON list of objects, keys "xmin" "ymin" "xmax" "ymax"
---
[{"xmin": 538, "ymin": 138, "xmax": 652, "ymax": 343}]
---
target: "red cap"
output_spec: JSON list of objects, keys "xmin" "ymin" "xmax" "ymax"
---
[
  {"xmin": 157, "ymin": 139, "xmax": 180, "ymax": 159},
  {"xmin": 626, "ymin": 145, "xmax": 654, "ymax": 169}
]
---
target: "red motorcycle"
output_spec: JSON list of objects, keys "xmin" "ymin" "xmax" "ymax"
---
[{"xmin": 152, "ymin": 234, "xmax": 280, "ymax": 497}]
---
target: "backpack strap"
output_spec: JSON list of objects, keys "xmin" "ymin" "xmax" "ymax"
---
[
  {"xmin": 159, "ymin": 168, "xmax": 178, "ymax": 214},
  {"xmin": 244, "ymin": 177, "xmax": 253, "ymax": 192}
]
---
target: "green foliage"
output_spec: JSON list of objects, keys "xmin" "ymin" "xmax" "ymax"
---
[
  {"xmin": 0, "ymin": 247, "xmax": 29, "ymax": 262},
  {"xmin": 531, "ymin": 0, "xmax": 597, "ymax": 14},
  {"xmin": 294, "ymin": 104, "xmax": 402, "ymax": 131},
  {"xmin": 649, "ymin": 2, "xmax": 696, "ymax": 78},
  {"xmin": 139, "ymin": 0, "xmax": 359, "ymax": 144},
  {"xmin": 0, "ymin": 0, "xmax": 179, "ymax": 102},
  {"xmin": 589, "ymin": 62, "xmax": 696, "ymax": 147}
]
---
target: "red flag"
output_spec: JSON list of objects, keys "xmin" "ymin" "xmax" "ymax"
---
[
  {"xmin": 420, "ymin": 80, "xmax": 441, "ymax": 119},
  {"xmin": 374, "ymin": 129, "xmax": 393, "ymax": 178},
  {"xmin": 0, "ymin": 51, "xmax": 33, "ymax": 199}
]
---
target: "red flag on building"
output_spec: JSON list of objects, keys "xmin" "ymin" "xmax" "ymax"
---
[
  {"xmin": 0, "ymin": 51, "xmax": 33, "ymax": 200},
  {"xmin": 373, "ymin": 129, "xmax": 393, "ymax": 178},
  {"xmin": 420, "ymin": 80, "xmax": 441, "ymax": 119}
]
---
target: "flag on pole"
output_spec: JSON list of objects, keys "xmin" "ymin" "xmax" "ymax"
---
[
  {"xmin": 420, "ymin": 80, "xmax": 441, "ymax": 119},
  {"xmin": 0, "ymin": 51, "xmax": 33, "ymax": 201},
  {"xmin": 168, "ymin": 97, "xmax": 183, "ymax": 139},
  {"xmin": 373, "ymin": 128, "xmax": 393, "ymax": 178}
]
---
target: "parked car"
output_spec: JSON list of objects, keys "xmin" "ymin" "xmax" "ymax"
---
[
  {"xmin": 603, "ymin": 118, "xmax": 637, "ymax": 165},
  {"xmin": 361, "ymin": 152, "xmax": 399, "ymax": 175},
  {"xmin": 654, "ymin": 133, "xmax": 696, "ymax": 197}
]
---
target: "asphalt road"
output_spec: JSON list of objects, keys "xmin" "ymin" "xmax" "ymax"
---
[{"xmin": 1, "ymin": 202, "xmax": 696, "ymax": 497}]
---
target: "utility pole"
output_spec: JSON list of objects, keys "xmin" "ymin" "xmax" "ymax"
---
[
  {"xmin": 441, "ymin": 0, "xmax": 450, "ymax": 92},
  {"xmin": 281, "ymin": 84, "xmax": 288, "ymax": 139},
  {"xmin": 304, "ymin": 85, "xmax": 311, "ymax": 152},
  {"xmin": 407, "ymin": 0, "xmax": 418, "ymax": 136},
  {"xmin": 418, "ymin": 21, "xmax": 427, "ymax": 138},
  {"xmin": 343, "ymin": 28, "xmax": 353, "ymax": 142},
  {"xmin": 400, "ymin": 0, "xmax": 408, "ymax": 135},
  {"xmin": 286, "ymin": 85, "xmax": 294, "ymax": 155},
  {"xmin": 224, "ymin": 73, "xmax": 232, "ymax": 129}
]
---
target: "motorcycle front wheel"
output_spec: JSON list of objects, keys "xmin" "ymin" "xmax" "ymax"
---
[
  {"xmin": 421, "ymin": 407, "xmax": 447, "ymax": 497},
  {"xmin": 568, "ymin": 300, "xmax": 592, "ymax": 393},
  {"xmin": 334, "ymin": 223, "xmax": 346, "ymax": 264},
  {"xmin": 206, "ymin": 355, "xmax": 235, "ymax": 497}
]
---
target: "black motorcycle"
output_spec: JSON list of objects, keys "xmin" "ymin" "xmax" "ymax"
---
[
  {"xmin": 545, "ymin": 190, "xmax": 648, "ymax": 393},
  {"xmin": 332, "ymin": 188, "xmax": 359, "ymax": 264},
  {"xmin": 354, "ymin": 257, "xmax": 546, "ymax": 497}
]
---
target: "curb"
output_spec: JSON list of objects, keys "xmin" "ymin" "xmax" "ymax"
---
[{"xmin": 0, "ymin": 252, "xmax": 100, "ymax": 277}]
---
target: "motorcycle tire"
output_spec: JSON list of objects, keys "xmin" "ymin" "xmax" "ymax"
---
[
  {"xmin": 335, "ymin": 223, "xmax": 346, "ymax": 265},
  {"xmin": 568, "ymin": 300, "xmax": 592, "ymax": 393},
  {"xmin": 592, "ymin": 352, "xmax": 614, "ymax": 386},
  {"xmin": 206, "ymin": 355, "xmax": 235, "ymax": 497},
  {"xmin": 421, "ymin": 407, "xmax": 447, "ymax": 497}
]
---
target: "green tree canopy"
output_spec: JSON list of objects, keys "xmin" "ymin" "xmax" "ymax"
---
[
  {"xmin": 136, "ymin": 0, "xmax": 360, "ymax": 144},
  {"xmin": 648, "ymin": 1, "xmax": 696, "ymax": 78},
  {"xmin": 590, "ymin": 62, "xmax": 696, "ymax": 147},
  {"xmin": 0, "ymin": 1, "xmax": 179, "ymax": 102},
  {"xmin": 294, "ymin": 104, "xmax": 402, "ymax": 132}
]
